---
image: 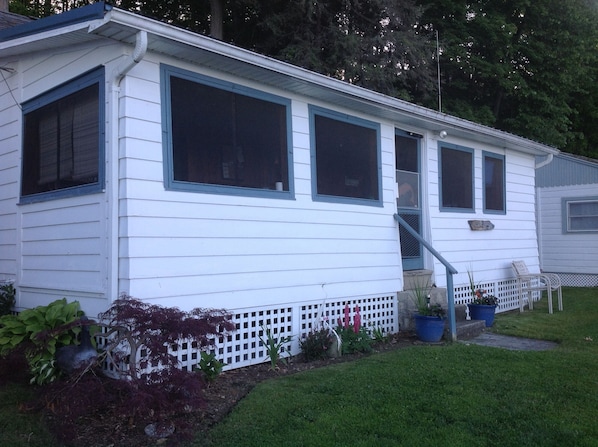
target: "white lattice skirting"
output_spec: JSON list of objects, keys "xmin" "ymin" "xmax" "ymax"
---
[
  {"xmin": 99, "ymin": 278, "xmax": 555, "ymax": 375},
  {"xmin": 99, "ymin": 294, "xmax": 399, "ymax": 375},
  {"xmin": 453, "ymin": 278, "xmax": 542, "ymax": 314},
  {"xmin": 551, "ymin": 273, "xmax": 598, "ymax": 288}
]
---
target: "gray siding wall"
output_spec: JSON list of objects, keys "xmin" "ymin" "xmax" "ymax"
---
[{"xmin": 537, "ymin": 184, "xmax": 598, "ymax": 275}]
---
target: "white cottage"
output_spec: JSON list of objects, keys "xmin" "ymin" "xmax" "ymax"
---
[
  {"xmin": 536, "ymin": 153, "xmax": 598, "ymax": 287},
  {"xmin": 0, "ymin": 3, "xmax": 559, "ymax": 368}
]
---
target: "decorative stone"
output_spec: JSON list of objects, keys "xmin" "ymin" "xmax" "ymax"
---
[
  {"xmin": 468, "ymin": 220, "xmax": 494, "ymax": 231},
  {"xmin": 144, "ymin": 422, "xmax": 175, "ymax": 439}
]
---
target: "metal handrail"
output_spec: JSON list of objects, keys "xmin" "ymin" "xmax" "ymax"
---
[{"xmin": 393, "ymin": 213, "xmax": 459, "ymax": 341}]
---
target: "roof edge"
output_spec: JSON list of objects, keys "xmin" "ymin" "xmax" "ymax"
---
[{"xmin": 0, "ymin": 1, "xmax": 109, "ymax": 42}]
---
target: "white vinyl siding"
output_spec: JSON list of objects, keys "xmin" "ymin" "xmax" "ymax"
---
[
  {"xmin": 1, "ymin": 21, "xmax": 553, "ymax": 321},
  {"xmin": 117, "ymin": 58, "xmax": 401, "ymax": 311},
  {"xmin": 429, "ymin": 142, "xmax": 539, "ymax": 287},
  {"xmin": 0, "ymin": 67, "xmax": 20, "ymax": 280},
  {"xmin": 3, "ymin": 45, "xmax": 117, "ymax": 314}
]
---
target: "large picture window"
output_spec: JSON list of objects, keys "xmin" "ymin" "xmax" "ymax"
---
[
  {"xmin": 21, "ymin": 68, "xmax": 104, "ymax": 201},
  {"xmin": 439, "ymin": 144, "xmax": 474, "ymax": 211},
  {"xmin": 563, "ymin": 198, "xmax": 598, "ymax": 233},
  {"xmin": 162, "ymin": 65, "xmax": 292, "ymax": 197},
  {"xmin": 310, "ymin": 107, "xmax": 381, "ymax": 205},
  {"xmin": 483, "ymin": 151, "xmax": 506, "ymax": 213}
]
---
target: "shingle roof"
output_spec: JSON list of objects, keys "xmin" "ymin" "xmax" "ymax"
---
[{"xmin": 0, "ymin": 10, "xmax": 34, "ymax": 30}]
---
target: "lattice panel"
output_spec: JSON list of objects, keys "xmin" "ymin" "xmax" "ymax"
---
[
  {"xmin": 300, "ymin": 295, "xmax": 397, "ymax": 339},
  {"xmin": 495, "ymin": 280, "xmax": 520, "ymax": 311},
  {"xmin": 453, "ymin": 279, "xmax": 531, "ymax": 313},
  {"xmin": 96, "ymin": 295, "xmax": 399, "ymax": 375},
  {"xmin": 556, "ymin": 273, "xmax": 598, "ymax": 287},
  {"xmin": 210, "ymin": 306, "xmax": 294, "ymax": 371}
]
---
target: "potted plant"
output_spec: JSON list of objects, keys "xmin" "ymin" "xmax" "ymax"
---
[
  {"xmin": 411, "ymin": 280, "xmax": 446, "ymax": 342},
  {"xmin": 467, "ymin": 270, "xmax": 498, "ymax": 327}
]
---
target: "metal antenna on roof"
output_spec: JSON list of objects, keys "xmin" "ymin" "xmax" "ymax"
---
[{"xmin": 436, "ymin": 30, "xmax": 442, "ymax": 113}]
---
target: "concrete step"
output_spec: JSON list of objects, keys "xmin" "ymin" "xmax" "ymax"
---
[
  {"xmin": 452, "ymin": 319, "xmax": 487, "ymax": 340},
  {"xmin": 403, "ymin": 269, "xmax": 434, "ymax": 291},
  {"xmin": 446, "ymin": 305, "xmax": 487, "ymax": 340}
]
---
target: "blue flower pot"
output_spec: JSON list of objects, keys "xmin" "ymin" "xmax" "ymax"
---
[
  {"xmin": 468, "ymin": 304, "xmax": 497, "ymax": 327},
  {"xmin": 413, "ymin": 314, "xmax": 445, "ymax": 342}
]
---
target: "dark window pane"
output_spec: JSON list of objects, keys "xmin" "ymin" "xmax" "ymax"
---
[
  {"xmin": 396, "ymin": 134, "xmax": 419, "ymax": 208},
  {"xmin": 314, "ymin": 114, "xmax": 378, "ymax": 201},
  {"xmin": 484, "ymin": 154, "xmax": 505, "ymax": 212},
  {"xmin": 441, "ymin": 146, "xmax": 473, "ymax": 210},
  {"xmin": 169, "ymin": 76, "xmax": 288, "ymax": 191},
  {"xmin": 395, "ymin": 135, "xmax": 418, "ymax": 173},
  {"xmin": 22, "ymin": 83, "xmax": 99, "ymax": 196}
]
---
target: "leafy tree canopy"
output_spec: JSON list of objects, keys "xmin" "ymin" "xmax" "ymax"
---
[
  {"xmin": 8, "ymin": 0, "xmax": 598, "ymax": 157},
  {"xmin": 418, "ymin": 0, "xmax": 598, "ymax": 157}
]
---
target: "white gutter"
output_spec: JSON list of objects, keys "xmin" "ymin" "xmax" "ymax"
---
[
  {"xmin": 535, "ymin": 153, "xmax": 553, "ymax": 169},
  {"xmin": 106, "ymin": 30, "xmax": 147, "ymax": 309}
]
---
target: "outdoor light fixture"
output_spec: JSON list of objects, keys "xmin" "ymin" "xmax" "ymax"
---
[{"xmin": 438, "ymin": 130, "xmax": 448, "ymax": 139}]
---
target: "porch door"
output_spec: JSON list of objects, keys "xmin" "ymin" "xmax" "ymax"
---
[{"xmin": 395, "ymin": 131, "xmax": 423, "ymax": 271}]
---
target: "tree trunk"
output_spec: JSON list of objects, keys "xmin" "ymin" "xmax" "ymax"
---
[{"xmin": 210, "ymin": 0, "xmax": 224, "ymax": 40}]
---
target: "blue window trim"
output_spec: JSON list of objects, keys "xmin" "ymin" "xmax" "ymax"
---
[
  {"xmin": 438, "ymin": 142, "xmax": 475, "ymax": 213},
  {"xmin": 160, "ymin": 64, "xmax": 295, "ymax": 200},
  {"xmin": 19, "ymin": 67, "xmax": 106, "ymax": 205},
  {"xmin": 308, "ymin": 105, "xmax": 383, "ymax": 207},
  {"xmin": 562, "ymin": 196, "xmax": 598, "ymax": 234},
  {"xmin": 482, "ymin": 151, "xmax": 506, "ymax": 215}
]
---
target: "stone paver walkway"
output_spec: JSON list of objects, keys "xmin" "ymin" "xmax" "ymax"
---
[{"xmin": 462, "ymin": 332, "xmax": 558, "ymax": 351}]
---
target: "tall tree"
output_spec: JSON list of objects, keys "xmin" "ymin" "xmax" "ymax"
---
[
  {"xmin": 227, "ymin": 0, "xmax": 438, "ymax": 104},
  {"xmin": 10, "ymin": 0, "xmax": 597, "ymax": 156},
  {"xmin": 418, "ymin": 0, "xmax": 598, "ymax": 153}
]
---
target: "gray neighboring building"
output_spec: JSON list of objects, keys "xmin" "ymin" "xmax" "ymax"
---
[{"xmin": 536, "ymin": 153, "xmax": 598, "ymax": 286}]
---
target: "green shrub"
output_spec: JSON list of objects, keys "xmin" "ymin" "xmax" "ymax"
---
[
  {"xmin": 0, "ymin": 298, "xmax": 84, "ymax": 385},
  {"xmin": 300, "ymin": 328, "xmax": 334, "ymax": 362},
  {"xmin": 197, "ymin": 351, "xmax": 226, "ymax": 382},
  {"xmin": 337, "ymin": 325, "xmax": 373, "ymax": 354},
  {"xmin": 259, "ymin": 325, "xmax": 292, "ymax": 370}
]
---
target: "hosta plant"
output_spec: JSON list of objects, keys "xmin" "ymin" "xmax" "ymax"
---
[{"xmin": 0, "ymin": 298, "xmax": 84, "ymax": 384}]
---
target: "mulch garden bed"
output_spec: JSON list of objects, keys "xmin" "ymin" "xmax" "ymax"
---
[{"xmin": 1, "ymin": 332, "xmax": 420, "ymax": 446}]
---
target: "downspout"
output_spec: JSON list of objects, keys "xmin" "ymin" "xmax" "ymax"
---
[
  {"xmin": 114, "ymin": 30, "xmax": 148, "ymax": 86},
  {"xmin": 534, "ymin": 152, "xmax": 553, "ymax": 276},
  {"xmin": 535, "ymin": 153, "xmax": 553, "ymax": 169},
  {"xmin": 107, "ymin": 30, "xmax": 148, "ymax": 310}
]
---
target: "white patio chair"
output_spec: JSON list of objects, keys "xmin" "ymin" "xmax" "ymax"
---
[{"xmin": 512, "ymin": 260, "xmax": 563, "ymax": 314}]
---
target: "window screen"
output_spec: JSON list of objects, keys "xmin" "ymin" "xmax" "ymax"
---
[
  {"xmin": 312, "ymin": 111, "xmax": 380, "ymax": 203},
  {"xmin": 440, "ymin": 145, "xmax": 474, "ymax": 211},
  {"xmin": 483, "ymin": 152, "xmax": 505, "ymax": 213},
  {"xmin": 166, "ymin": 72, "xmax": 290, "ymax": 193},
  {"xmin": 22, "ymin": 79, "xmax": 101, "ymax": 198}
]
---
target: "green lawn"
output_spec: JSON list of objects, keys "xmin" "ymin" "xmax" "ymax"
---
[
  {"xmin": 1, "ymin": 287, "xmax": 597, "ymax": 446},
  {"xmin": 200, "ymin": 287, "xmax": 598, "ymax": 447},
  {"xmin": 0, "ymin": 381, "xmax": 58, "ymax": 447}
]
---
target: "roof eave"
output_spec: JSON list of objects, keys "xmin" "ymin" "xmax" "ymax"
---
[
  {"xmin": 2, "ymin": 4, "xmax": 559, "ymax": 158},
  {"xmin": 96, "ymin": 8, "xmax": 559, "ymax": 157}
]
